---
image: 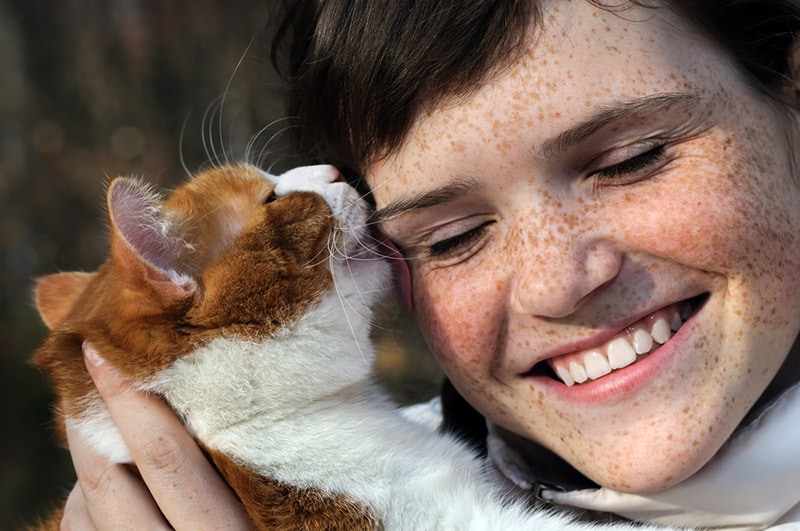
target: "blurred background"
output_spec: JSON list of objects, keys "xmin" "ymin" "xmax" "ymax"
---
[{"xmin": 0, "ymin": 1, "xmax": 441, "ymax": 527}]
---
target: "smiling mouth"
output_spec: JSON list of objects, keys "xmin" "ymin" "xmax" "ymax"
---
[{"xmin": 530, "ymin": 295, "xmax": 706, "ymax": 387}]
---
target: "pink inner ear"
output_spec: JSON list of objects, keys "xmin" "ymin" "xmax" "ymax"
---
[{"xmin": 108, "ymin": 178, "xmax": 179, "ymax": 273}]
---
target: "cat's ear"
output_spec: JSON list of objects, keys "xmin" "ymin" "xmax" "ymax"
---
[
  {"xmin": 107, "ymin": 177, "xmax": 196, "ymax": 306},
  {"xmin": 34, "ymin": 271, "xmax": 96, "ymax": 329}
]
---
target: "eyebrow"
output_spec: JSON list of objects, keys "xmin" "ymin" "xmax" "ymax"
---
[
  {"xmin": 373, "ymin": 91, "xmax": 702, "ymax": 221},
  {"xmin": 373, "ymin": 177, "xmax": 481, "ymax": 221},
  {"xmin": 535, "ymin": 91, "xmax": 702, "ymax": 161}
]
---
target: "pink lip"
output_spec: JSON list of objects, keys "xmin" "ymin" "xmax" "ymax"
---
[
  {"xmin": 526, "ymin": 300, "xmax": 687, "ymax": 365},
  {"xmin": 520, "ymin": 295, "xmax": 705, "ymax": 403}
]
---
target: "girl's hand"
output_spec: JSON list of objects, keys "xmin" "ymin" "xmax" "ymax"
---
[{"xmin": 62, "ymin": 342, "xmax": 252, "ymax": 530}]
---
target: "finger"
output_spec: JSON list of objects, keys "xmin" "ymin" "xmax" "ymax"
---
[
  {"xmin": 83, "ymin": 342, "xmax": 252, "ymax": 530},
  {"xmin": 61, "ymin": 486, "xmax": 98, "ymax": 531},
  {"xmin": 66, "ymin": 420, "xmax": 170, "ymax": 530}
]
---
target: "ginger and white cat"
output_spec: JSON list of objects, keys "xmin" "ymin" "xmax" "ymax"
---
[{"xmin": 33, "ymin": 163, "xmax": 677, "ymax": 529}]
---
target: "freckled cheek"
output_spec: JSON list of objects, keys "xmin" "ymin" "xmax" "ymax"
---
[
  {"xmin": 412, "ymin": 265, "xmax": 505, "ymax": 377},
  {"xmin": 638, "ymin": 193, "xmax": 741, "ymax": 268},
  {"xmin": 623, "ymin": 148, "xmax": 798, "ymax": 276}
]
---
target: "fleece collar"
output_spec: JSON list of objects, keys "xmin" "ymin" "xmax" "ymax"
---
[{"xmin": 487, "ymin": 383, "xmax": 800, "ymax": 530}]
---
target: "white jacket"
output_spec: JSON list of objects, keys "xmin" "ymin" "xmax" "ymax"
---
[{"xmin": 484, "ymin": 383, "xmax": 800, "ymax": 530}]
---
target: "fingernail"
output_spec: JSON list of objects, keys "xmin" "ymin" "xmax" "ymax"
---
[{"xmin": 82, "ymin": 341, "xmax": 105, "ymax": 367}]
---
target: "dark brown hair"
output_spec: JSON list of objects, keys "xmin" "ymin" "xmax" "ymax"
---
[{"xmin": 273, "ymin": 0, "xmax": 800, "ymax": 189}]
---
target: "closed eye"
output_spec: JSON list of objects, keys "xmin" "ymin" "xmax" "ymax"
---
[
  {"xmin": 590, "ymin": 144, "xmax": 667, "ymax": 184},
  {"xmin": 427, "ymin": 221, "xmax": 493, "ymax": 259}
]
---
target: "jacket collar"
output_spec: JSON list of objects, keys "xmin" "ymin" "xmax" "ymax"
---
[{"xmin": 487, "ymin": 382, "xmax": 800, "ymax": 529}]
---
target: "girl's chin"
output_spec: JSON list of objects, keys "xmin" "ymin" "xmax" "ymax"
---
[{"xmin": 564, "ymin": 427, "xmax": 724, "ymax": 494}]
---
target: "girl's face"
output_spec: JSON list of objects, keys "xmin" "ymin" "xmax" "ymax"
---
[{"xmin": 367, "ymin": 1, "xmax": 800, "ymax": 493}]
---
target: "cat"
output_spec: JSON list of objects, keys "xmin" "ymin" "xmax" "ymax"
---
[{"xmin": 32, "ymin": 163, "xmax": 678, "ymax": 530}]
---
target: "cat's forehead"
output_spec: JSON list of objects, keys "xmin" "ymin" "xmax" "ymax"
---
[
  {"xmin": 168, "ymin": 163, "xmax": 343, "ymax": 205},
  {"xmin": 171, "ymin": 164, "xmax": 273, "ymax": 205},
  {"xmin": 162, "ymin": 165, "xmax": 275, "ymax": 228}
]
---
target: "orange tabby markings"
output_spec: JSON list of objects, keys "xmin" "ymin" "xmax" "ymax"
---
[
  {"xmin": 31, "ymin": 163, "xmax": 665, "ymax": 530},
  {"xmin": 201, "ymin": 443, "xmax": 379, "ymax": 530},
  {"xmin": 31, "ymin": 164, "xmax": 369, "ymax": 529}
]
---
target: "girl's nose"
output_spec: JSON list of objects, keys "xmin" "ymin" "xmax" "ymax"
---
[{"xmin": 511, "ymin": 238, "xmax": 622, "ymax": 318}]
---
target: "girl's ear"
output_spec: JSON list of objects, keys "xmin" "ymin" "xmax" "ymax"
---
[
  {"xmin": 393, "ymin": 252, "xmax": 413, "ymax": 313},
  {"xmin": 107, "ymin": 177, "xmax": 196, "ymax": 307},
  {"xmin": 374, "ymin": 230, "xmax": 413, "ymax": 312},
  {"xmin": 35, "ymin": 272, "xmax": 96, "ymax": 329}
]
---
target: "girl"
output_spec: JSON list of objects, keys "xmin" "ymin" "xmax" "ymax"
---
[{"xmin": 64, "ymin": 1, "xmax": 800, "ymax": 527}]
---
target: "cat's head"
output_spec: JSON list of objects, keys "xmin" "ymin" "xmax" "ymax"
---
[{"xmin": 34, "ymin": 163, "xmax": 393, "ymax": 384}]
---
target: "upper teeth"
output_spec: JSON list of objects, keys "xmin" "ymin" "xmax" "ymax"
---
[{"xmin": 549, "ymin": 303, "xmax": 691, "ymax": 387}]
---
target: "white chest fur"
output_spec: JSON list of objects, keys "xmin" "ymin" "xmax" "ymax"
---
[{"xmin": 135, "ymin": 293, "xmax": 670, "ymax": 530}]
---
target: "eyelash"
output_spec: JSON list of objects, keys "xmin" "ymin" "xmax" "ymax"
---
[
  {"xmin": 593, "ymin": 144, "xmax": 667, "ymax": 181},
  {"xmin": 427, "ymin": 221, "xmax": 493, "ymax": 259},
  {"xmin": 422, "ymin": 145, "xmax": 666, "ymax": 260}
]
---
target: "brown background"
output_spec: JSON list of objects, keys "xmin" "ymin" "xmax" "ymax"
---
[{"xmin": 0, "ymin": 1, "xmax": 441, "ymax": 527}]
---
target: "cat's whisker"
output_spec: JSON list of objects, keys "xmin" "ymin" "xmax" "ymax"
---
[
  {"xmin": 324, "ymin": 223, "xmax": 385, "ymax": 338},
  {"xmin": 303, "ymin": 252, "xmax": 334, "ymax": 270},
  {"xmin": 217, "ymin": 33, "xmax": 258, "ymax": 168},
  {"xmin": 244, "ymin": 118, "xmax": 300, "ymax": 169},
  {"xmin": 349, "ymin": 226, "xmax": 413, "ymax": 263},
  {"xmin": 329, "ymin": 265, "xmax": 370, "ymax": 363},
  {"xmin": 35, "ymin": 162, "xmax": 621, "ymax": 530},
  {"xmin": 178, "ymin": 99, "xmax": 201, "ymax": 179},
  {"xmin": 304, "ymin": 240, "xmax": 335, "ymax": 269},
  {"xmin": 342, "ymin": 254, "xmax": 371, "ymax": 316},
  {"xmin": 325, "ymin": 222, "xmax": 404, "ymax": 268},
  {"xmin": 200, "ymin": 96, "xmax": 226, "ymax": 168}
]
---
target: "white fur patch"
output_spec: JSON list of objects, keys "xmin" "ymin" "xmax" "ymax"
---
[
  {"xmin": 76, "ymin": 166, "xmax": 666, "ymax": 529},
  {"xmin": 67, "ymin": 392, "xmax": 132, "ymax": 464}
]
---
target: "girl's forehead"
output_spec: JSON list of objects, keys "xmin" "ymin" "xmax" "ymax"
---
[{"xmin": 365, "ymin": 1, "xmax": 715, "ymax": 201}]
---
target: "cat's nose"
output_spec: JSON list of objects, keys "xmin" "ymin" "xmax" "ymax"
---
[
  {"xmin": 320, "ymin": 166, "xmax": 343, "ymax": 183},
  {"xmin": 269, "ymin": 164, "xmax": 345, "ymax": 196},
  {"xmin": 302, "ymin": 165, "xmax": 341, "ymax": 184}
]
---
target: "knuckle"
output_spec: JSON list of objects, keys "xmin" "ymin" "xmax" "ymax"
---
[
  {"xmin": 76, "ymin": 453, "xmax": 114, "ymax": 498},
  {"xmin": 139, "ymin": 431, "xmax": 188, "ymax": 477}
]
